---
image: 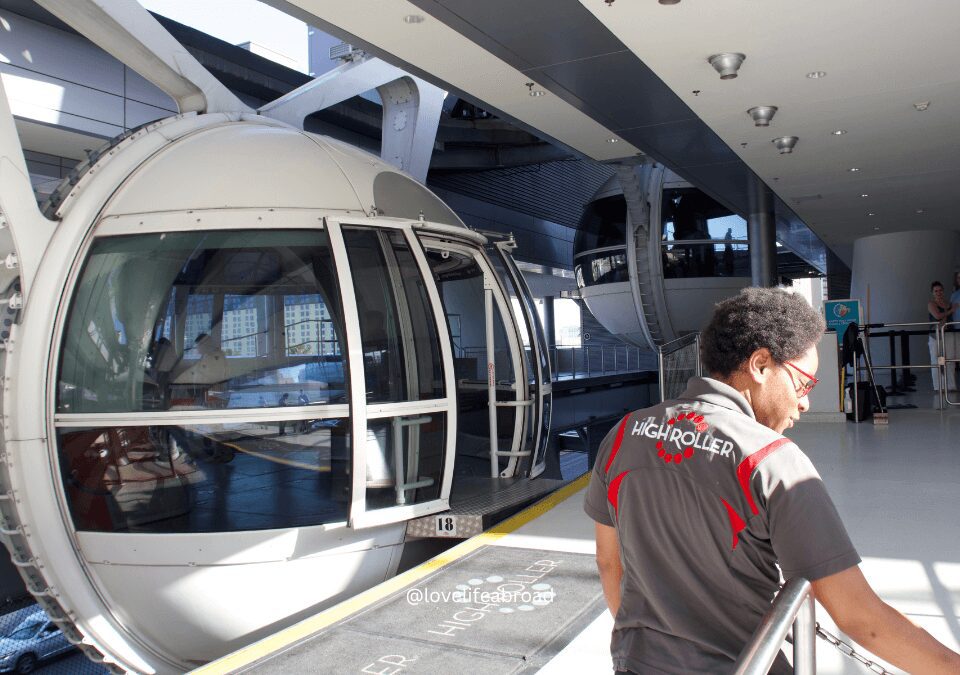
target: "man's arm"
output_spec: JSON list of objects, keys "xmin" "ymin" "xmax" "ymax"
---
[
  {"xmin": 812, "ymin": 566, "xmax": 960, "ymax": 674},
  {"xmin": 595, "ymin": 522, "xmax": 622, "ymax": 618}
]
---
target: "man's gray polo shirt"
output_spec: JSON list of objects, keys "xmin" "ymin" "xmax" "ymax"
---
[{"xmin": 585, "ymin": 377, "xmax": 860, "ymax": 674}]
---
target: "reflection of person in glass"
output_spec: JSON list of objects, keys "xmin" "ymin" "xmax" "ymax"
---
[
  {"xmin": 297, "ymin": 390, "xmax": 310, "ymax": 432},
  {"xmin": 278, "ymin": 392, "xmax": 290, "ymax": 436}
]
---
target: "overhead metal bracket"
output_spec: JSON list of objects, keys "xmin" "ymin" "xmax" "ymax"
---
[{"xmin": 259, "ymin": 55, "xmax": 444, "ymax": 182}]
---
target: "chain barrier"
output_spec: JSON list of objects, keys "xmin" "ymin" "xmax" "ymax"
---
[{"xmin": 815, "ymin": 623, "xmax": 894, "ymax": 674}]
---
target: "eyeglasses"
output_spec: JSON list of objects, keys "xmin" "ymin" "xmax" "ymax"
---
[{"xmin": 783, "ymin": 361, "xmax": 818, "ymax": 398}]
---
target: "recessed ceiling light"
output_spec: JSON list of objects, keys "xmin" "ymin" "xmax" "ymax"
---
[
  {"xmin": 403, "ymin": 14, "xmax": 425, "ymax": 23},
  {"xmin": 848, "ymin": 167, "xmax": 860, "ymax": 172},
  {"xmin": 860, "ymin": 193, "xmax": 869, "ymax": 198},
  {"xmin": 831, "ymin": 129, "xmax": 846, "ymax": 135},
  {"xmin": 806, "ymin": 71, "xmax": 827, "ymax": 79},
  {"xmin": 607, "ymin": 138, "xmax": 620, "ymax": 143},
  {"xmin": 708, "ymin": 53, "xmax": 746, "ymax": 80},
  {"xmin": 868, "ymin": 212, "xmax": 875, "ymax": 216},
  {"xmin": 913, "ymin": 101, "xmax": 930, "ymax": 111},
  {"xmin": 916, "ymin": 208, "xmax": 925, "ymax": 214}
]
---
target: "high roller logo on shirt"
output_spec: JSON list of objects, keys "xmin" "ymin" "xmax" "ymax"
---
[{"xmin": 631, "ymin": 411, "xmax": 734, "ymax": 463}]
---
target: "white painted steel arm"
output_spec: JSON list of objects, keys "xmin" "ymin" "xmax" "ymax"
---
[
  {"xmin": 259, "ymin": 56, "xmax": 407, "ymax": 125},
  {"xmin": 34, "ymin": 0, "xmax": 251, "ymax": 114},
  {"xmin": 0, "ymin": 75, "xmax": 57, "ymax": 300},
  {"xmin": 259, "ymin": 56, "xmax": 444, "ymax": 182}
]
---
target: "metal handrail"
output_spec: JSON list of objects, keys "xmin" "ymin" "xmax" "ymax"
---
[
  {"xmin": 657, "ymin": 332, "xmax": 701, "ymax": 402},
  {"xmin": 733, "ymin": 578, "xmax": 816, "ymax": 675},
  {"xmin": 852, "ymin": 320, "xmax": 956, "ymax": 408}
]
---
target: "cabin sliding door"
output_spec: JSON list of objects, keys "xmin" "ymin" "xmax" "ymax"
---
[
  {"xmin": 419, "ymin": 238, "xmax": 532, "ymax": 478},
  {"xmin": 327, "ymin": 221, "xmax": 455, "ymax": 528}
]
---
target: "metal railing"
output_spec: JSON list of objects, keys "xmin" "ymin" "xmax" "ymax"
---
[
  {"xmin": 657, "ymin": 333, "xmax": 701, "ymax": 402},
  {"xmin": 461, "ymin": 344, "xmax": 652, "ymax": 382},
  {"xmin": 853, "ymin": 321, "xmax": 958, "ymax": 410},
  {"xmin": 941, "ymin": 320, "xmax": 959, "ymax": 407},
  {"xmin": 549, "ymin": 343, "xmax": 651, "ymax": 380},
  {"xmin": 733, "ymin": 578, "xmax": 816, "ymax": 675}
]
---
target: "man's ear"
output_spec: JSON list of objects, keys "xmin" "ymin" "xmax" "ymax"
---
[{"xmin": 744, "ymin": 348, "xmax": 774, "ymax": 384}]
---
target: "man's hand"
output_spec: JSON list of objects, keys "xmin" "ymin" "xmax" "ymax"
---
[
  {"xmin": 812, "ymin": 566, "xmax": 960, "ymax": 674},
  {"xmin": 595, "ymin": 522, "xmax": 622, "ymax": 618}
]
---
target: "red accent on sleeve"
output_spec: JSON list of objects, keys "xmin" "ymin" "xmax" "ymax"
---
[
  {"xmin": 607, "ymin": 470, "xmax": 630, "ymax": 519},
  {"xmin": 603, "ymin": 415, "xmax": 631, "ymax": 474},
  {"xmin": 736, "ymin": 438, "xmax": 791, "ymax": 515},
  {"xmin": 721, "ymin": 497, "xmax": 747, "ymax": 550}
]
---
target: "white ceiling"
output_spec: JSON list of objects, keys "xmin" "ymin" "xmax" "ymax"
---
[
  {"xmin": 582, "ymin": 0, "xmax": 960, "ymax": 262},
  {"xmin": 270, "ymin": 0, "xmax": 960, "ymax": 264},
  {"xmin": 269, "ymin": 0, "xmax": 642, "ymax": 161}
]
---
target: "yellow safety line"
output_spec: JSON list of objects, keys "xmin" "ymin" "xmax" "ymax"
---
[{"xmin": 192, "ymin": 472, "xmax": 592, "ymax": 674}]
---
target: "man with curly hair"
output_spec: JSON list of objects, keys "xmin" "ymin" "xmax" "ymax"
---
[{"xmin": 585, "ymin": 287, "xmax": 959, "ymax": 674}]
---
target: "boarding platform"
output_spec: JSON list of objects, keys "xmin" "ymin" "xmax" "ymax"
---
[
  {"xmin": 192, "ymin": 401, "xmax": 960, "ymax": 675},
  {"xmin": 192, "ymin": 474, "xmax": 608, "ymax": 674}
]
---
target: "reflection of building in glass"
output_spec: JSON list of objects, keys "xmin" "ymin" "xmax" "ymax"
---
[
  {"xmin": 284, "ymin": 295, "xmax": 339, "ymax": 355},
  {"xmin": 184, "ymin": 294, "xmax": 213, "ymax": 358},
  {"xmin": 222, "ymin": 296, "xmax": 260, "ymax": 357}
]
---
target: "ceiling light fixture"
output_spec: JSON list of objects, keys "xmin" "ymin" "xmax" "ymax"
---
[
  {"xmin": 860, "ymin": 193, "xmax": 869, "ymax": 197},
  {"xmin": 873, "ymin": 226, "xmax": 880, "ymax": 231},
  {"xmin": 659, "ymin": 0, "xmax": 682, "ymax": 4},
  {"xmin": 402, "ymin": 14, "xmax": 425, "ymax": 24},
  {"xmin": 916, "ymin": 208, "xmax": 925, "ymax": 214},
  {"xmin": 525, "ymin": 82, "xmax": 545, "ymax": 97},
  {"xmin": 913, "ymin": 101, "xmax": 930, "ymax": 111},
  {"xmin": 868, "ymin": 212, "xmax": 875, "ymax": 216},
  {"xmin": 747, "ymin": 106, "xmax": 778, "ymax": 127},
  {"xmin": 607, "ymin": 138, "xmax": 620, "ymax": 143},
  {"xmin": 708, "ymin": 53, "xmax": 746, "ymax": 80},
  {"xmin": 831, "ymin": 129, "xmax": 846, "ymax": 135},
  {"xmin": 849, "ymin": 167, "xmax": 860, "ymax": 172},
  {"xmin": 806, "ymin": 71, "xmax": 827, "ymax": 79},
  {"xmin": 771, "ymin": 136, "xmax": 798, "ymax": 154}
]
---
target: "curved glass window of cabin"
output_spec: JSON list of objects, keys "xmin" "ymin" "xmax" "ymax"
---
[
  {"xmin": 661, "ymin": 242, "xmax": 751, "ymax": 278},
  {"xmin": 574, "ymin": 249, "xmax": 630, "ymax": 287},
  {"xmin": 342, "ymin": 227, "xmax": 445, "ymax": 403},
  {"xmin": 57, "ymin": 230, "xmax": 348, "ymax": 413},
  {"xmin": 58, "ymin": 419, "xmax": 351, "ymax": 532},
  {"xmin": 660, "ymin": 187, "xmax": 749, "ymax": 278},
  {"xmin": 574, "ymin": 195, "xmax": 628, "ymax": 290},
  {"xmin": 575, "ymin": 195, "xmax": 627, "ymax": 251}
]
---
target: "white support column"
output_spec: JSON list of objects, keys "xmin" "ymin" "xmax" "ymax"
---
[
  {"xmin": 0, "ymin": 75, "xmax": 57, "ymax": 301},
  {"xmin": 376, "ymin": 76, "xmax": 444, "ymax": 182}
]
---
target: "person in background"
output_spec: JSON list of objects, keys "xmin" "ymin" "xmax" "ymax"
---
[
  {"xmin": 928, "ymin": 281, "xmax": 956, "ymax": 393},
  {"xmin": 586, "ymin": 287, "xmax": 960, "ymax": 674}
]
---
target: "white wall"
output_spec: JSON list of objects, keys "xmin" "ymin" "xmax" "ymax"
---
[
  {"xmin": 850, "ymin": 230, "xmax": 960, "ymax": 390},
  {"xmin": 0, "ymin": 11, "xmax": 176, "ymax": 140}
]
